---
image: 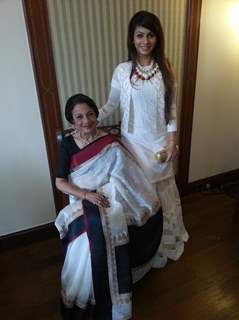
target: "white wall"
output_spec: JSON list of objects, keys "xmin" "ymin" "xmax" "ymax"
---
[
  {"xmin": 0, "ymin": 0, "xmax": 56, "ymax": 236},
  {"xmin": 189, "ymin": 0, "xmax": 239, "ymax": 182}
]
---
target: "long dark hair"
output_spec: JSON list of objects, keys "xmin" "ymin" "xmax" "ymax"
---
[{"xmin": 127, "ymin": 11, "xmax": 175, "ymax": 123}]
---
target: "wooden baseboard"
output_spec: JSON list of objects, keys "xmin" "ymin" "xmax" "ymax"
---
[
  {"xmin": 179, "ymin": 168, "xmax": 239, "ymax": 195},
  {"xmin": 0, "ymin": 222, "xmax": 58, "ymax": 251}
]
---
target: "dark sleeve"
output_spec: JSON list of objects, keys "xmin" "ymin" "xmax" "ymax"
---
[{"xmin": 56, "ymin": 138, "xmax": 71, "ymax": 179}]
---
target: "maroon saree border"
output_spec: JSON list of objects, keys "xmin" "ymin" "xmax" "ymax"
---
[{"xmin": 70, "ymin": 135, "xmax": 120, "ymax": 170}]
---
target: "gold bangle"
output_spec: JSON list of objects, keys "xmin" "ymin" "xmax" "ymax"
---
[{"xmin": 83, "ymin": 191, "xmax": 87, "ymax": 200}]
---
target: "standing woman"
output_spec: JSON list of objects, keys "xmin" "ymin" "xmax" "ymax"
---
[{"xmin": 99, "ymin": 11, "xmax": 188, "ymax": 267}]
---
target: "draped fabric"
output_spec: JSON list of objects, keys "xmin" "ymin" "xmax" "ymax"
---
[{"xmin": 55, "ymin": 135, "xmax": 163, "ymax": 320}]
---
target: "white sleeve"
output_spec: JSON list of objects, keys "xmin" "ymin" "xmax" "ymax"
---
[
  {"xmin": 166, "ymin": 83, "xmax": 177, "ymax": 132},
  {"xmin": 98, "ymin": 86, "xmax": 121, "ymax": 122},
  {"xmin": 98, "ymin": 67, "xmax": 121, "ymax": 123}
]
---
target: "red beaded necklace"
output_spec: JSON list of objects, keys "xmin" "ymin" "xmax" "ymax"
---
[{"xmin": 133, "ymin": 62, "xmax": 159, "ymax": 80}]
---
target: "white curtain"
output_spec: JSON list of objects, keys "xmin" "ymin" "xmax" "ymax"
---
[{"xmin": 47, "ymin": 0, "xmax": 187, "ymax": 127}]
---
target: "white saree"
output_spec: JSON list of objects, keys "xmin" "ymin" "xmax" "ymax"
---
[{"xmin": 55, "ymin": 135, "xmax": 163, "ymax": 320}]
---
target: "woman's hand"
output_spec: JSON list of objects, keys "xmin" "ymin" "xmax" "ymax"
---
[
  {"xmin": 165, "ymin": 140, "xmax": 178, "ymax": 162},
  {"xmin": 55, "ymin": 178, "xmax": 110, "ymax": 207},
  {"xmin": 165, "ymin": 132, "xmax": 178, "ymax": 162},
  {"xmin": 85, "ymin": 192, "xmax": 110, "ymax": 208}
]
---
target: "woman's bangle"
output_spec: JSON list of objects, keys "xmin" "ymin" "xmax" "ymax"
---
[{"xmin": 82, "ymin": 191, "xmax": 87, "ymax": 200}]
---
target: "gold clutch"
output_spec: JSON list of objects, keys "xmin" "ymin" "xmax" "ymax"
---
[
  {"xmin": 155, "ymin": 150, "xmax": 167, "ymax": 163},
  {"xmin": 155, "ymin": 145, "xmax": 179, "ymax": 163}
]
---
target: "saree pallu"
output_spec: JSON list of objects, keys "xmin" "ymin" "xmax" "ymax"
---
[{"xmin": 55, "ymin": 135, "xmax": 163, "ymax": 320}]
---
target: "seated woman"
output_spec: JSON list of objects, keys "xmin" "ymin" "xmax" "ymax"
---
[{"xmin": 55, "ymin": 93, "xmax": 163, "ymax": 320}]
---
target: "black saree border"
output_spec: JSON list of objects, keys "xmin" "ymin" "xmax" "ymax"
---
[
  {"xmin": 61, "ymin": 199, "xmax": 113, "ymax": 319},
  {"xmin": 61, "ymin": 215, "xmax": 86, "ymax": 255},
  {"xmin": 82, "ymin": 200, "xmax": 113, "ymax": 319},
  {"xmin": 129, "ymin": 208, "xmax": 163, "ymax": 268}
]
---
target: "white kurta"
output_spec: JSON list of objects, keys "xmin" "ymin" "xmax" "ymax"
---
[
  {"xmin": 99, "ymin": 61, "xmax": 189, "ymax": 266},
  {"xmin": 99, "ymin": 61, "xmax": 177, "ymax": 182},
  {"xmin": 123, "ymin": 71, "xmax": 174, "ymax": 183}
]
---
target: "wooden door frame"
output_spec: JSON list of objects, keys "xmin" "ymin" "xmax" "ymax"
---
[
  {"xmin": 22, "ymin": 0, "xmax": 63, "ymax": 211},
  {"xmin": 22, "ymin": 0, "xmax": 202, "ymax": 210},
  {"xmin": 177, "ymin": 0, "xmax": 202, "ymax": 194}
]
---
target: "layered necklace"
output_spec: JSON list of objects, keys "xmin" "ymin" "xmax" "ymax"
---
[{"xmin": 134, "ymin": 60, "xmax": 159, "ymax": 81}]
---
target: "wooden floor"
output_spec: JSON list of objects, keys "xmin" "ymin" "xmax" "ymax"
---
[{"xmin": 1, "ymin": 192, "xmax": 239, "ymax": 320}]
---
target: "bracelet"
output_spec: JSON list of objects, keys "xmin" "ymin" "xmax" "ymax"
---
[{"xmin": 82, "ymin": 191, "xmax": 87, "ymax": 200}]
